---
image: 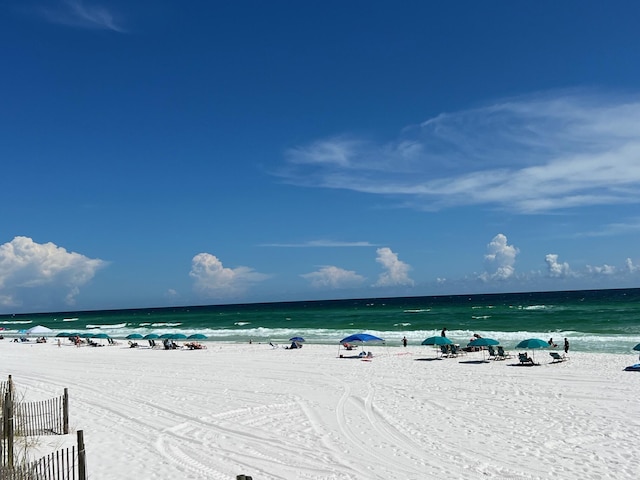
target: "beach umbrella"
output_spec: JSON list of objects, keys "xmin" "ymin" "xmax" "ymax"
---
[
  {"xmin": 421, "ymin": 336, "xmax": 453, "ymax": 346},
  {"xmin": 467, "ymin": 337, "xmax": 500, "ymax": 361},
  {"xmin": 340, "ymin": 333, "xmax": 385, "ymax": 344},
  {"xmin": 421, "ymin": 336, "xmax": 453, "ymax": 358},
  {"xmin": 159, "ymin": 333, "xmax": 174, "ymax": 339},
  {"xmin": 516, "ymin": 338, "xmax": 549, "ymax": 349},
  {"xmin": 170, "ymin": 333, "xmax": 187, "ymax": 340},
  {"xmin": 26, "ymin": 325, "xmax": 52, "ymax": 335},
  {"xmin": 92, "ymin": 333, "xmax": 110, "ymax": 339},
  {"xmin": 187, "ymin": 334, "xmax": 207, "ymax": 340},
  {"xmin": 339, "ymin": 333, "xmax": 385, "ymax": 356},
  {"xmin": 516, "ymin": 338, "xmax": 548, "ymax": 363},
  {"xmin": 126, "ymin": 333, "xmax": 144, "ymax": 340},
  {"xmin": 289, "ymin": 336, "xmax": 305, "ymax": 343},
  {"xmin": 56, "ymin": 332, "xmax": 72, "ymax": 337},
  {"xmin": 632, "ymin": 343, "xmax": 640, "ymax": 352},
  {"xmin": 80, "ymin": 333, "xmax": 94, "ymax": 338},
  {"xmin": 143, "ymin": 333, "xmax": 159, "ymax": 340}
]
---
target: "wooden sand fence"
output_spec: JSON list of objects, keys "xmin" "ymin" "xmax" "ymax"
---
[
  {"xmin": 0, "ymin": 430, "xmax": 85, "ymax": 480},
  {"xmin": 1, "ymin": 376, "xmax": 85, "ymax": 480}
]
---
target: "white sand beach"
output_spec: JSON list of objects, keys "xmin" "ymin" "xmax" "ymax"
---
[{"xmin": 2, "ymin": 340, "xmax": 639, "ymax": 480}]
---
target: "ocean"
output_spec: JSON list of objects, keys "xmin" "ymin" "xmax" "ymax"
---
[{"xmin": 1, "ymin": 288, "xmax": 639, "ymax": 353}]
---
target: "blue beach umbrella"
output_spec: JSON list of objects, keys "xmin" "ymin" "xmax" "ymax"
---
[
  {"xmin": 289, "ymin": 336, "xmax": 305, "ymax": 343},
  {"xmin": 340, "ymin": 333, "xmax": 385, "ymax": 344},
  {"xmin": 339, "ymin": 333, "xmax": 385, "ymax": 356}
]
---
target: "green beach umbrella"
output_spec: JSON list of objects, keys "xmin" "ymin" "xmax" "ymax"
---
[
  {"xmin": 467, "ymin": 337, "xmax": 500, "ymax": 361},
  {"xmin": 421, "ymin": 336, "xmax": 453, "ymax": 346},
  {"xmin": 159, "ymin": 333, "xmax": 175, "ymax": 339},
  {"xmin": 516, "ymin": 338, "xmax": 549, "ymax": 363},
  {"xmin": 143, "ymin": 333, "xmax": 160, "ymax": 340},
  {"xmin": 170, "ymin": 333, "xmax": 187, "ymax": 340},
  {"xmin": 421, "ymin": 336, "xmax": 453, "ymax": 358},
  {"xmin": 126, "ymin": 333, "xmax": 144, "ymax": 340}
]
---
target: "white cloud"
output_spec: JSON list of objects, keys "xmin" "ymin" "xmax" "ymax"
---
[
  {"xmin": 0, "ymin": 236, "xmax": 106, "ymax": 307},
  {"xmin": 261, "ymin": 240, "xmax": 376, "ymax": 248},
  {"xmin": 545, "ymin": 254, "xmax": 572, "ymax": 278},
  {"xmin": 301, "ymin": 266, "xmax": 365, "ymax": 288},
  {"xmin": 189, "ymin": 253, "xmax": 268, "ymax": 298},
  {"xmin": 586, "ymin": 264, "xmax": 616, "ymax": 275},
  {"xmin": 481, "ymin": 234, "xmax": 518, "ymax": 281},
  {"xmin": 35, "ymin": 0, "xmax": 125, "ymax": 32},
  {"xmin": 626, "ymin": 258, "xmax": 640, "ymax": 273},
  {"xmin": 280, "ymin": 91, "xmax": 640, "ymax": 213},
  {"xmin": 374, "ymin": 247, "xmax": 414, "ymax": 287}
]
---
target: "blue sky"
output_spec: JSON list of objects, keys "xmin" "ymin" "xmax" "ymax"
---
[{"xmin": 2, "ymin": 0, "xmax": 640, "ymax": 313}]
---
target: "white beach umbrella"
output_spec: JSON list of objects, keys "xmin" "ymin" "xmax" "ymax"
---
[{"xmin": 26, "ymin": 325, "xmax": 53, "ymax": 335}]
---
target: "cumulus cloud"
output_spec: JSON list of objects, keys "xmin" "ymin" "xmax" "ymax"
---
[
  {"xmin": 35, "ymin": 0, "xmax": 125, "ymax": 32},
  {"xmin": 279, "ymin": 91, "xmax": 640, "ymax": 213},
  {"xmin": 481, "ymin": 234, "xmax": 518, "ymax": 281},
  {"xmin": 545, "ymin": 254, "xmax": 572, "ymax": 278},
  {"xmin": 626, "ymin": 258, "xmax": 640, "ymax": 273},
  {"xmin": 0, "ymin": 236, "xmax": 106, "ymax": 307},
  {"xmin": 586, "ymin": 264, "xmax": 616, "ymax": 275},
  {"xmin": 189, "ymin": 253, "xmax": 268, "ymax": 298},
  {"xmin": 374, "ymin": 247, "xmax": 414, "ymax": 287},
  {"xmin": 301, "ymin": 266, "xmax": 365, "ymax": 288}
]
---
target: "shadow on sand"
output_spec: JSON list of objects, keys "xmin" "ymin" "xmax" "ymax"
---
[{"xmin": 414, "ymin": 357, "xmax": 443, "ymax": 361}]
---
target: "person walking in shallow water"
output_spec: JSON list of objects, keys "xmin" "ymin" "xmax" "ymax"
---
[
  {"xmin": 564, "ymin": 338, "xmax": 569, "ymax": 354},
  {"xmin": 402, "ymin": 336, "xmax": 407, "ymax": 347},
  {"xmin": 441, "ymin": 327, "xmax": 447, "ymax": 337}
]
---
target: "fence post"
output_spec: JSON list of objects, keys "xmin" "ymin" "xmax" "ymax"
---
[
  {"xmin": 5, "ymin": 391, "xmax": 13, "ymax": 468},
  {"xmin": 63, "ymin": 388, "xmax": 69, "ymax": 434},
  {"xmin": 77, "ymin": 430, "xmax": 86, "ymax": 480}
]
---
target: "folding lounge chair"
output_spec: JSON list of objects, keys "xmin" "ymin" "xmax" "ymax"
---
[
  {"xmin": 487, "ymin": 345, "xmax": 498, "ymax": 360},
  {"xmin": 518, "ymin": 353, "xmax": 535, "ymax": 365},
  {"xmin": 549, "ymin": 352, "xmax": 567, "ymax": 363},
  {"xmin": 496, "ymin": 346, "xmax": 511, "ymax": 360}
]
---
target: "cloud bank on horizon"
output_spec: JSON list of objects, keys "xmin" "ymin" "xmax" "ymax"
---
[
  {"xmin": 280, "ymin": 91, "xmax": 640, "ymax": 214},
  {"xmin": 2, "ymin": 231, "xmax": 639, "ymax": 312}
]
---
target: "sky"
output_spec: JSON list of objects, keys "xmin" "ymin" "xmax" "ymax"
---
[{"xmin": 2, "ymin": 0, "xmax": 640, "ymax": 314}]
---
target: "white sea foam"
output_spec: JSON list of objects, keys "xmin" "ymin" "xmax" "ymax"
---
[{"xmin": 62, "ymin": 318, "xmax": 79, "ymax": 322}]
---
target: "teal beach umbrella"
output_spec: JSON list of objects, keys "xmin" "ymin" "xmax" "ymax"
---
[
  {"xmin": 421, "ymin": 336, "xmax": 453, "ymax": 346},
  {"xmin": 143, "ymin": 334, "xmax": 160, "ymax": 340},
  {"xmin": 126, "ymin": 333, "xmax": 144, "ymax": 340},
  {"xmin": 188, "ymin": 334, "xmax": 207, "ymax": 340}
]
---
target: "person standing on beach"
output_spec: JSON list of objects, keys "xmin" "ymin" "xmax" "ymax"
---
[
  {"xmin": 441, "ymin": 327, "xmax": 447, "ymax": 337},
  {"xmin": 402, "ymin": 336, "xmax": 407, "ymax": 347},
  {"xmin": 564, "ymin": 338, "xmax": 569, "ymax": 354}
]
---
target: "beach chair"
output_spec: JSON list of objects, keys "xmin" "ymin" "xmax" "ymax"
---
[
  {"xmin": 448, "ymin": 344, "xmax": 460, "ymax": 358},
  {"xmin": 496, "ymin": 346, "xmax": 511, "ymax": 360},
  {"xmin": 518, "ymin": 353, "xmax": 535, "ymax": 365},
  {"xmin": 549, "ymin": 352, "xmax": 567, "ymax": 363},
  {"xmin": 487, "ymin": 345, "xmax": 498, "ymax": 360},
  {"xmin": 440, "ymin": 345, "xmax": 450, "ymax": 357}
]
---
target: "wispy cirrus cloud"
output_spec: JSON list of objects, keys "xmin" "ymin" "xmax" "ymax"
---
[
  {"xmin": 261, "ymin": 240, "xmax": 377, "ymax": 248},
  {"xmin": 279, "ymin": 90, "xmax": 640, "ymax": 214},
  {"xmin": 35, "ymin": 0, "xmax": 125, "ymax": 32}
]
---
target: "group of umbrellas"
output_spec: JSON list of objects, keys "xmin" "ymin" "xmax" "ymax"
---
[
  {"xmin": 421, "ymin": 335, "xmax": 555, "ymax": 360},
  {"xmin": 125, "ymin": 333, "xmax": 208, "ymax": 341}
]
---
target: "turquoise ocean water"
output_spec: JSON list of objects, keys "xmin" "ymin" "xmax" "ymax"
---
[{"xmin": 1, "ymin": 288, "xmax": 639, "ymax": 353}]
